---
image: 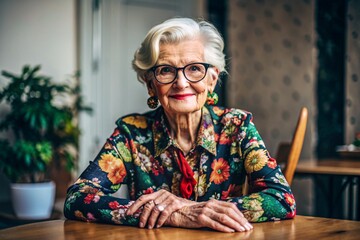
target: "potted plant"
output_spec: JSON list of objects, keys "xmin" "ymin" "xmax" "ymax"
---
[{"xmin": 0, "ymin": 65, "xmax": 91, "ymax": 219}]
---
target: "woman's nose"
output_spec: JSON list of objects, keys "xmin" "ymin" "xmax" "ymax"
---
[{"xmin": 173, "ymin": 70, "xmax": 189, "ymax": 88}]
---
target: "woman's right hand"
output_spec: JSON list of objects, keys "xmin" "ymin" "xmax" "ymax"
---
[{"xmin": 165, "ymin": 199, "xmax": 253, "ymax": 233}]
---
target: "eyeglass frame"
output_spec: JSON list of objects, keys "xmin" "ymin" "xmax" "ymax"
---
[{"xmin": 149, "ymin": 62, "xmax": 213, "ymax": 84}]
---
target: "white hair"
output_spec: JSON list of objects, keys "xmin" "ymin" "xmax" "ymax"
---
[{"xmin": 132, "ymin": 17, "xmax": 226, "ymax": 84}]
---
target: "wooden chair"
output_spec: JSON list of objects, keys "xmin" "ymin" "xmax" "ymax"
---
[
  {"xmin": 276, "ymin": 107, "xmax": 308, "ymax": 185},
  {"xmin": 242, "ymin": 107, "xmax": 308, "ymax": 195}
]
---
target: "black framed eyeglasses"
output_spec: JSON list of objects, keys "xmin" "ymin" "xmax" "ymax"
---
[{"xmin": 149, "ymin": 62, "xmax": 213, "ymax": 84}]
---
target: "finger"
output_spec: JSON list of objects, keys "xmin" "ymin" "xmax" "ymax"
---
[
  {"xmin": 213, "ymin": 212, "xmax": 247, "ymax": 232},
  {"xmin": 138, "ymin": 200, "xmax": 156, "ymax": 228},
  {"xmin": 152, "ymin": 189, "xmax": 171, "ymax": 205},
  {"xmin": 126, "ymin": 192, "xmax": 159, "ymax": 215},
  {"xmin": 198, "ymin": 213, "xmax": 236, "ymax": 233},
  {"xmin": 207, "ymin": 201, "xmax": 252, "ymax": 231},
  {"xmin": 217, "ymin": 202, "xmax": 252, "ymax": 230},
  {"xmin": 140, "ymin": 191, "xmax": 171, "ymax": 228},
  {"xmin": 155, "ymin": 209, "xmax": 170, "ymax": 228},
  {"xmin": 147, "ymin": 204, "xmax": 166, "ymax": 229},
  {"xmin": 217, "ymin": 201, "xmax": 252, "ymax": 227},
  {"xmin": 203, "ymin": 205, "xmax": 247, "ymax": 232},
  {"xmin": 218, "ymin": 200, "xmax": 245, "ymax": 218},
  {"xmin": 155, "ymin": 195, "xmax": 194, "ymax": 228},
  {"xmin": 226, "ymin": 202, "xmax": 253, "ymax": 229},
  {"xmin": 127, "ymin": 189, "xmax": 171, "ymax": 215}
]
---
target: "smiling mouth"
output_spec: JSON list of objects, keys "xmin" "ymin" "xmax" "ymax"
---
[{"xmin": 170, "ymin": 94, "xmax": 194, "ymax": 100}]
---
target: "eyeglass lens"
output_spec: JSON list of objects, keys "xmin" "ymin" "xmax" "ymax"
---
[{"xmin": 153, "ymin": 63, "xmax": 208, "ymax": 83}]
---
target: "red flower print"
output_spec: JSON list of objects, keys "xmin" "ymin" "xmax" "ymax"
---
[
  {"xmin": 84, "ymin": 194, "xmax": 95, "ymax": 204},
  {"xmin": 284, "ymin": 193, "xmax": 295, "ymax": 206},
  {"xmin": 109, "ymin": 201, "xmax": 121, "ymax": 210},
  {"xmin": 144, "ymin": 187, "xmax": 154, "ymax": 194},
  {"xmin": 267, "ymin": 157, "xmax": 277, "ymax": 169},
  {"xmin": 254, "ymin": 180, "xmax": 267, "ymax": 189},
  {"xmin": 232, "ymin": 117, "xmax": 242, "ymax": 126},
  {"xmin": 150, "ymin": 157, "xmax": 164, "ymax": 176},
  {"xmin": 130, "ymin": 139, "xmax": 137, "ymax": 151},
  {"xmin": 221, "ymin": 184, "xmax": 235, "ymax": 200},
  {"xmin": 219, "ymin": 132, "xmax": 231, "ymax": 145},
  {"xmin": 286, "ymin": 209, "xmax": 296, "ymax": 218},
  {"xmin": 215, "ymin": 133, "xmax": 219, "ymax": 141},
  {"xmin": 210, "ymin": 158, "xmax": 230, "ymax": 184},
  {"xmin": 111, "ymin": 128, "xmax": 120, "ymax": 137}
]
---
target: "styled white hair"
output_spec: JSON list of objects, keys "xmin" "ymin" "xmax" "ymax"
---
[{"xmin": 132, "ymin": 17, "xmax": 226, "ymax": 84}]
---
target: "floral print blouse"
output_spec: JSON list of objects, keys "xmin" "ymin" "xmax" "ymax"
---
[{"xmin": 64, "ymin": 105, "xmax": 296, "ymax": 225}]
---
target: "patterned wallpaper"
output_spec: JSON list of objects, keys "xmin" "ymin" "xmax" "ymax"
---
[
  {"xmin": 227, "ymin": 0, "xmax": 316, "ymax": 158},
  {"xmin": 346, "ymin": 0, "xmax": 360, "ymax": 145}
]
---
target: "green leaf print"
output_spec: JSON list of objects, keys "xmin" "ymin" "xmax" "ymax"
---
[
  {"xmin": 111, "ymin": 184, "xmax": 121, "ymax": 191},
  {"xmin": 65, "ymin": 192, "xmax": 81, "ymax": 210},
  {"xmin": 137, "ymin": 169, "xmax": 153, "ymax": 189},
  {"xmin": 230, "ymin": 161, "xmax": 241, "ymax": 174},
  {"xmin": 261, "ymin": 194, "xmax": 287, "ymax": 219},
  {"xmin": 99, "ymin": 209, "xmax": 113, "ymax": 220},
  {"xmin": 124, "ymin": 216, "xmax": 139, "ymax": 226},
  {"xmin": 116, "ymin": 142, "xmax": 132, "ymax": 162},
  {"xmin": 247, "ymin": 124, "xmax": 261, "ymax": 140}
]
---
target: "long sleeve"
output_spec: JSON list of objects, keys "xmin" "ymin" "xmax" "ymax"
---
[
  {"xmin": 63, "ymin": 133, "xmax": 141, "ymax": 225},
  {"xmin": 229, "ymin": 117, "xmax": 296, "ymax": 222}
]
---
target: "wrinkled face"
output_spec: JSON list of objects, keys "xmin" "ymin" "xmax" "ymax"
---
[{"xmin": 147, "ymin": 38, "xmax": 219, "ymax": 115}]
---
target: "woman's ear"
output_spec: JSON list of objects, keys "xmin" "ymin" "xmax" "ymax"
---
[
  {"xmin": 146, "ymin": 81, "xmax": 156, "ymax": 96},
  {"xmin": 208, "ymin": 67, "xmax": 220, "ymax": 92}
]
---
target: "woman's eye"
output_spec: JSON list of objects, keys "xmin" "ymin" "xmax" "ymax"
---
[
  {"xmin": 160, "ymin": 67, "xmax": 172, "ymax": 74},
  {"xmin": 189, "ymin": 66, "xmax": 201, "ymax": 72}
]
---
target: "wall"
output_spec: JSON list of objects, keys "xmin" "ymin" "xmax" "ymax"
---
[
  {"xmin": 345, "ymin": 0, "xmax": 360, "ymax": 145},
  {"xmin": 0, "ymin": 0, "xmax": 77, "ymax": 201},
  {"xmin": 0, "ymin": 0, "xmax": 77, "ymax": 83},
  {"xmin": 227, "ymin": 0, "xmax": 316, "ymax": 215}
]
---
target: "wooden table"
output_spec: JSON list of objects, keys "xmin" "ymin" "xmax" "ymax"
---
[
  {"xmin": 0, "ymin": 215, "xmax": 359, "ymax": 240},
  {"xmin": 296, "ymin": 159, "xmax": 360, "ymax": 176},
  {"xmin": 296, "ymin": 159, "xmax": 360, "ymax": 220}
]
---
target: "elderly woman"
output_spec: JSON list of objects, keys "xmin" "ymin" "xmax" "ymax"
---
[{"xmin": 64, "ymin": 17, "xmax": 296, "ymax": 233}]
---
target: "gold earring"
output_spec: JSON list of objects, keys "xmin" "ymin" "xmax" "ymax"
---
[{"xmin": 147, "ymin": 96, "xmax": 159, "ymax": 109}]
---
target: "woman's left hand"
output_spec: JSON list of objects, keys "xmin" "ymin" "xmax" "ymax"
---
[{"xmin": 126, "ymin": 189, "xmax": 196, "ymax": 229}]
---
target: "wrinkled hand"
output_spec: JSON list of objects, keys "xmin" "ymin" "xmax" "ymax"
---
[
  {"xmin": 126, "ymin": 189, "xmax": 196, "ymax": 229},
  {"xmin": 165, "ymin": 199, "xmax": 253, "ymax": 233}
]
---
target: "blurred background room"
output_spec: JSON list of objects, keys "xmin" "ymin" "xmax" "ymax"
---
[{"xmin": 0, "ymin": 0, "xmax": 359, "ymax": 228}]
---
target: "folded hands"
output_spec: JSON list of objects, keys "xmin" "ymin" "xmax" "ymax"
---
[{"xmin": 126, "ymin": 189, "xmax": 253, "ymax": 233}]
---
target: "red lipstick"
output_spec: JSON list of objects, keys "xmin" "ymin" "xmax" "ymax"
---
[{"xmin": 170, "ymin": 93, "xmax": 194, "ymax": 100}]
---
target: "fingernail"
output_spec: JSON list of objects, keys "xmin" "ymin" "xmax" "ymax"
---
[
  {"xmin": 244, "ymin": 224, "xmax": 252, "ymax": 230},
  {"xmin": 156, "ymin": 225, "xmax": 160, "ymax": 228},
  {"xmin": 239, "ymin": 226, "xmax": 245, "ymax": 232},
  {"xmin": 247, "ymin": 223, "xmax": 253, "ymax": 229},
  {"xmin": 148, "ymin": 225, "xmax": 153, "ymax": 229},
  {"xmin": 139, "ymin": 222, "xmax": 144, "ymax": 228}
]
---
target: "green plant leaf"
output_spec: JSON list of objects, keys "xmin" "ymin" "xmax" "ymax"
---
[
  {"xmin": 1, "ymin": 70, "xmax": 18, "ymax": 80},
  {"xmin": 0, "ymin": 65, "xmax": 92, "ymax": 183}
]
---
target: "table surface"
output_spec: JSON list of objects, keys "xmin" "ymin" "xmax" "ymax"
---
[
  {"xmin": 0, "ymin": 215, "xmax": 360, "ymax": 240},
  {"xmin": 296, "ymin": 159, "xmax": 360, "ymax": 176}
]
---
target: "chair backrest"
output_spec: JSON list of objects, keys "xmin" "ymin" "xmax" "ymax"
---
[{"xmin": 276, "ymin": 107, "xmax": 308, "ymax": 185}]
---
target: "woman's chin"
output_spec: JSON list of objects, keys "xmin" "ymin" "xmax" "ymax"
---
[{"xmin": 166, "ymin": 103, "xmax": 201, "ymax": 114}]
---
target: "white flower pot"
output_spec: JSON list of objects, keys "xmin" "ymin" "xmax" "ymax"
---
[{"xmin": 11, "ymin": 181, "xmax": 56, "ymax": 220}]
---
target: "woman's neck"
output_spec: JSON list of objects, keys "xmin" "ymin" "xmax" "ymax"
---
[{"xmin": 164, "ymin": 109, "xmax": 202, "ymax": 154}]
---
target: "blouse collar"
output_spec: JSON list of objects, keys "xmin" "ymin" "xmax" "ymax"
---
[{"xmin": 153, "ymin": 106, "xmax": 217, "ymax": 157}]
